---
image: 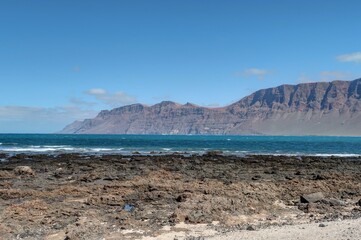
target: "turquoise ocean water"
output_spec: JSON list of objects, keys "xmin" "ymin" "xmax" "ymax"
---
[{"xmin": 1, "ymin": 134, "xmax": 361, "ymax": 156}]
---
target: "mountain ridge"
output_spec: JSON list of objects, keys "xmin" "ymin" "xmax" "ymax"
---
[{"xmin": 61, "ymin": 78, "xmax": 361, "ymax": 136}]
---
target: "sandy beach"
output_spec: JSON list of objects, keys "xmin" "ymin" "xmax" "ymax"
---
[{"xmin": 1, "ymin": 153, "xmax": 361, "ymax": 239}]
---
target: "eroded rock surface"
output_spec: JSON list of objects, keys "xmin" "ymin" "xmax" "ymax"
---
[{"xmin": 1, "ymin": 154, "xmax": 361, "ymax": 239}]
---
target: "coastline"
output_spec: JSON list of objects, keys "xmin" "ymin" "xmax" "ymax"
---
[{"xmin": 1, "ymin": 153, "xmax": 361, "ymax": 239}]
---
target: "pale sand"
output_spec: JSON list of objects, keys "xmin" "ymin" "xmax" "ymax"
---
[{"xmin": 141, "ymin": 218, "xmax": 361, "ymax": 240}]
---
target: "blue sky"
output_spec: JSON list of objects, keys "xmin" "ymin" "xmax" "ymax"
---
[{"xmin": 1, "ymin": 0, "xmax": 361, "ymax": 133}]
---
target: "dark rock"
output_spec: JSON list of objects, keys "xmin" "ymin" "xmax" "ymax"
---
[
  {"xmin": 176, "ymin": 194, "xmax": 189, "ymax": 202},
  {"xmin": 319, "ymin": 223, "xmax": 326, "ymax": 227},
  {"xmin": 205, "ymin": 150, "xmax": 223, "ymax": 156},
  {"xmin": 252, "ymin": 175, "xmax": 261, "ymax": 180},
  {"xmin": 313, "ymin": 174, "xmax": 327, "ymax": 180},
  {"xmin": 246, "ymin": 225, "xmax": 256, "ymax": 231}
]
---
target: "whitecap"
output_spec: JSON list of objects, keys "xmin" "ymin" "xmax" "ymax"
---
[
  {"xmin": 314, "ymin": 153, "xmax": 361, "ymax": 157},
  {"xmin": 90, "ymin": 148, "xmax": 113, "ymax": 152}
]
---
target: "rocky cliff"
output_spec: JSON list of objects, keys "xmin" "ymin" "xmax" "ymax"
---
[{"xmin": 61, "ymin": 78, "xmax": 361, "ymax": 135}]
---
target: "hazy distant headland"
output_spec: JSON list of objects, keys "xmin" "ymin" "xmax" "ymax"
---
[{"xmin": 61, "ymin": 78, "xmax": 361, "ymax": 136}]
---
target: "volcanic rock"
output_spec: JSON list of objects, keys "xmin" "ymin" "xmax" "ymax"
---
[
  {"xmin": 61, "ymin": 79, "xmax": 361, "ymax": 135},
  {"xmin": 13, "ymin": 166, "xmax": 35, "ymax": 176}
]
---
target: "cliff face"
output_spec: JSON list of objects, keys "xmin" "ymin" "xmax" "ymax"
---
[{"xmin": 61, "ymin": 78, "xmax": 361, "ymax": 136}]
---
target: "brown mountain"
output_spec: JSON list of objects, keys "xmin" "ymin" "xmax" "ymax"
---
[{"xmin": 61, "ymin": 78, "xmax": 361, "ymax": 136}]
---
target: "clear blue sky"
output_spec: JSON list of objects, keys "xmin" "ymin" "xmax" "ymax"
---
[{"xmin": 1, "ymin": 0, "xmax": 360, "ymax": 133}]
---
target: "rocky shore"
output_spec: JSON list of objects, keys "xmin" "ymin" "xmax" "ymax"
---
[{"xmin": 1, "ymin": 153, "xmax": 361, "ymax": 239}]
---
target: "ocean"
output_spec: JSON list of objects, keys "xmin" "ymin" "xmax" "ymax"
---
[{"xmin": 1, "ymin": 134, "xmax": 361, "ymax": 156}]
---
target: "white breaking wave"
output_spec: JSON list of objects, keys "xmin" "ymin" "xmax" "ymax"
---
[
  {"xmin": 314, "ymin": 153, "xmax": 361, "ymax": 157},
  {"xmin": 1, "ymin": 144, "xmax": 361, "ymax": 157},
  {"xmin": 90, "ymin": 148, "xmax": 115, "ymax": 152},
  {"xmin": 0, "ymin": 146, "xmax": 125, "ymax": 153},
  {"xmin": 247, "ymin": 153, "xmax": 361, "ymax": 157},
  {"xmin": 1, "ymin": 147, "xmax": 64, "ymax": 152}
]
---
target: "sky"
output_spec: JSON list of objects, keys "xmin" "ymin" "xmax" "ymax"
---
[{"xmin": 1, "ymin": 0, "xmax": 361, "ymax": 133}]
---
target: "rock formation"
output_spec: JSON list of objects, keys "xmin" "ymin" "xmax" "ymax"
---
[{"xmin": 61, "ymin": 78, "xmax": 361, "ymax": 135}]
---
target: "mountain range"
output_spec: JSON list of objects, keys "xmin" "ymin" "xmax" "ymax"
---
[{"xmin": 61, "ymin": 78, "xmax": 361, "ymax": 136}]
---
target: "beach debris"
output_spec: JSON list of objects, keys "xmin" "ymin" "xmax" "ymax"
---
[
  {"xmin": 123, "ymin": 204, "xmax": 135, "ymax": 212},
  {"xmin": 300, "ymin": 192, "xmax": 325, "ymax": 203},
  {"xmin": 13, "ymin": 166, "xmax": 35, "ymax": 176}
]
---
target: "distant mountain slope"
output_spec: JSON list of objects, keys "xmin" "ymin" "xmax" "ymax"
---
[{"xmin": 60, "ymin": 78, "xmax": 361, "ymax": 136}]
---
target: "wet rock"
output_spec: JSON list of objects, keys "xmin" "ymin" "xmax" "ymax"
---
[
  {"xmin": 300, "ymin": 192, "xmax": 325, "ymax": 203},
  {"xmin": 13, "ymin": 166, "xmax": 35, "ymax": 176},
  {"xmin": 205, "ymin": 150, "xmax": 223, "ymax": 156}
]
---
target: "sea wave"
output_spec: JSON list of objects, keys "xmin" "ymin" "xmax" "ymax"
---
[
  {"xmin": 161, "ymin": 148, "xmax": 172, "ymax": 151},
  {"xmin": 246, "ymin": 153, "xmax": 361, "ymax": 157},
  {"xmin": 314, "ymin": 153, "xmax": 361, "ymax": 157},
  {"xmin": 0, "ymin": 144, "xmax": 361, "ymax": 157},
  {"xmin": 0, "ymin": 146, "xmax": 126, "ymax": 154},
  {"xmin": 0, "ymin": 142, "xmax": 18, "ymax": 146}
]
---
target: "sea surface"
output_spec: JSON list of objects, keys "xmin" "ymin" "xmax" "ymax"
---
[{"xmin": 1, "ymin": 134, "xmax": 361, "ymax": 157}]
